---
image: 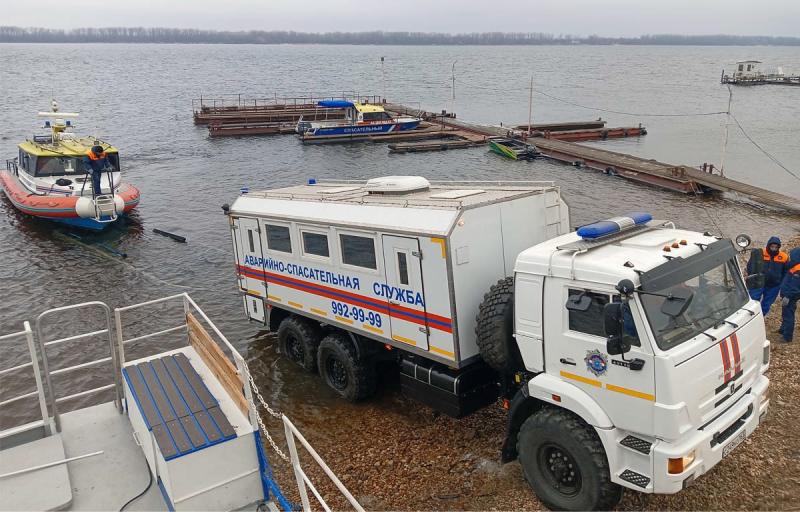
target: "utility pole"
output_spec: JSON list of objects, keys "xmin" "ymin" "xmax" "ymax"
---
[
  {"xmin": 451, "ymin": 61, "xmax": 456, "ymax": 101},
  {"xmin": 719, "ymin": 86, "xmax": 732, "ymax": 178},
  {"xmin": 527, "ymin": 75, "xmax": 534, "ymax": 136}
]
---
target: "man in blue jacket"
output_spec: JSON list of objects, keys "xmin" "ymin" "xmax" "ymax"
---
[
  {"xmin": 778, "ymin": 247, "xmax": 800, "ymax": 343},
  {"xmin": 747, "ymin": 236, "xmax": 789, "ymax": 316},
  {"xmin": 83, "ymin": 145, "xmax": 112, "ymax": 195}
]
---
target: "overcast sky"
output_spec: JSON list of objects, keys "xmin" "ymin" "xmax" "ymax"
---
[{"xmin": 4, "ymin": 0, "xmax": 799, "ymax": 37}]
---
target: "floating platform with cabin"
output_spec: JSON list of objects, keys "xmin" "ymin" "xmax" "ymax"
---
[{"xmin": 721, "ymin": 60, "xmax": 800, "ymax": 86}]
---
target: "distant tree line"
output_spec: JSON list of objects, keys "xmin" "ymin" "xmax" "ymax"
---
[{"xmin": 1, "ymin": 26, "xmax": 798, "ymax": 45}]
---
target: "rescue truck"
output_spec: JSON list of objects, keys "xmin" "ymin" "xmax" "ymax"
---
[{"xmin": 224, "ymin": 176, "xmax": 770, "ymax": 510}]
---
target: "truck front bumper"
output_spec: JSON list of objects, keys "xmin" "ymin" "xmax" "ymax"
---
[{"xmin": 649, "ymin": 374, "xmax": 769, "ymax": 493}]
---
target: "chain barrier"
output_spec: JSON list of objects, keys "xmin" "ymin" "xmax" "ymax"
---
[{"xmin": 242, "ymin": 360, "xmax": 290, "ymax": 463}]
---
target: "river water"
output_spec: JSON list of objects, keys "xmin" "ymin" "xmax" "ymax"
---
[{"xmin": 1, "ymin": 43, "xmax": 798, "ymax": 430}]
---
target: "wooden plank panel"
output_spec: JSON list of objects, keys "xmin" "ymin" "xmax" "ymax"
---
[
  {"xmin": 138, "ymin": 363, "xmax": 176, "ymax": 423},
  {"xmin": 162, "ymin": 356, "xmax": 204, "ymax": 414},
  {"xmin": 207, "ymin": 406, "xmax": 236, "ymax": 439},
  {"xmin": 152, "ymin": 424, "xmax": 177, "ymax": 459},
  {"xmin": 194, "ymin": 410, "xmax": 222, "ymax": 442},
  {"xmin": 151, "ymin": 358, "xmax": 190, "ymax": 418},
  {"xmin": 124, "ymin": 366, "xmax": 162, "ymax": 428},
  {"xmin": 173, "ymin": 353, "xmax": 217, "ymax": 409},
  {"xmin": 186, "ymin": 313, "xmax": 249, "ymax": 416}
]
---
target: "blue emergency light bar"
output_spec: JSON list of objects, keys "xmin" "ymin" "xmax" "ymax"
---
[{"xmin": 577, "ymin": 212, "xmax": 652, "ymax": 239}]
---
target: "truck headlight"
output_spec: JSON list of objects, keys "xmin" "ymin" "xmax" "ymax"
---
[
  {"xmin": 763, "ymin": 344, "xmax": 770, "ymax": 366},
  {"xmin": 668, "ymin": 451, "xmax": 695, "ymax": 474}
]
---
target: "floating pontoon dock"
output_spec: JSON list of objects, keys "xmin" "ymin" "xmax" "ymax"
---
[
  {"xmin": 721, "ymin": 62, "xmax": 800, "ymax": 86},
  {"xmin": 384, "ymin": 103, "xmax": 800, "ymax": 213}
]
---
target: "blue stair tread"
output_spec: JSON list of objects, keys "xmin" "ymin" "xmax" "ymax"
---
[{"xmin": 123, "ymin": 352, "xmax": 237, "ymax": 460}]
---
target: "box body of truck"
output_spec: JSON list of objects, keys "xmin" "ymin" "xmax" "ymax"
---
[{"xmin": 227, "ymin": 177, "xmax": 569, "ymax": 413}]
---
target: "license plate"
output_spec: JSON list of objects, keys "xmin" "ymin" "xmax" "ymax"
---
[{"xmin": 722, "ymin": 431, "xmax": 746, "ymax": 458}]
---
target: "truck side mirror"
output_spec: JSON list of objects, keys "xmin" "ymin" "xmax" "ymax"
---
[
  {"xmin": 603, "ymin": 303, "xmax": 631, "ymax": 355},
  {"xmin": 566, "ymin": 292, "xmax": 592, "ymax": 312}
]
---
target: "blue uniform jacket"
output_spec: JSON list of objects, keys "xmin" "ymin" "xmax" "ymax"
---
[
  {"xmin": 747, "ymin": 236, "xmax": 789, "ymax": 288},
  {"xmin": 780, "ymin": 248, "xmax": 800, "ymax": 299}
]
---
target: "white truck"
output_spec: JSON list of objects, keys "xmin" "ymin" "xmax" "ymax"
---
[{"xmin": 224, "ymin": 176, "xmax": 770, "ymax": 510}]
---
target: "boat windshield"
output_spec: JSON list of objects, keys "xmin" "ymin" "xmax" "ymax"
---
[
  {"xmin": 362, "ymin": 111, "xmax": 392, "ymax": 122},
  {"xmin": 640, "ymin": 257, "xmax": 748, "ymax": 350},
  {"xmin": 35, "ymin": 154, "xmax": 120, "ymax": 177}
]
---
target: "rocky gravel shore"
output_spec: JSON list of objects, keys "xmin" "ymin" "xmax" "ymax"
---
[{"xmin": 262, "ymin": 236, "xmax": 800, "ymax": 511}]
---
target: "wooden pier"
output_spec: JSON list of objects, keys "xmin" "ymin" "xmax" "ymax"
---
[{"xmin": 384, "ymin": 103, "xmax": 800, "ymax": 213}]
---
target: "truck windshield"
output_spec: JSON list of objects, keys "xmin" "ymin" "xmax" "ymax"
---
[{"xmin": 640, "ymin": 258, "xmax": 748, "ymax": 350}]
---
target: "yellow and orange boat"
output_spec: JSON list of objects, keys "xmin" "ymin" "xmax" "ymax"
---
[{"xmin": 1, "ymin": 101, "xmax": 140, "ymax": 230}]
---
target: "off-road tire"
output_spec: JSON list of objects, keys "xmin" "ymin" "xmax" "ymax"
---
[
  {"xmin": 277, "ymin": 316, "xmax": 322, "ymax": 373},
  {"xmin": 317, "ymin": 332, "xmax": 376, "ymax": 402},
  {"xmin": 517, "ymin": 408, "xmax": 622, "ymax": 511},
  {"xmin": 475, "ymin": 276, "xmax": 523, "ymax": 372}
]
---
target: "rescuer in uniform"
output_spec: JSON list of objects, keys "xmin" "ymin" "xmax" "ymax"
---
[
  {"xmin": 83, "ymin": 145, "xmax": 112, "ymax": 195},
  {"xmin": 747, "ymin": 236, "xmax": 789, "ymax": 316},
  {"xmin": 778, "ymin": 248, "xmax": 800, "ymax": 343}
]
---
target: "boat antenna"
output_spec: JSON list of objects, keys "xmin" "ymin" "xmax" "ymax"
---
[
  {"xmin": 719, "ymin": 85, "xmax": 732, "ymax": 178},
  {"xmin": 381, "ymin": 56, "xmax": 386, "ymax": 102},
  {"xmin": 527, "ymin": 74, "xmax": 534, "ymax": 136}
]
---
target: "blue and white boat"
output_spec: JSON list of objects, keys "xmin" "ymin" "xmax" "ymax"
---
[{"xmin": 296, "ymin": 100, "xmax": 421, "ymax": 140}]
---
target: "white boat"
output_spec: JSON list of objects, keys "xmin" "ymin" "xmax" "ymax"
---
[
  {"xmin": 0, "ymin": 293, "xmax": 362, "ymax": 512},
  {"xmin": 296, "ymin": 100, "xmax": 421, "ymax": 140},
  {"xmin": 1, "ymin": 100, "xmax": 140, "ymax": 231}
]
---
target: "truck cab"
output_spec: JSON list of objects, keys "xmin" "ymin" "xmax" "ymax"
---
[{"xmin": 500, "ymin": 214, "xmax": 770, "ymax": 509}]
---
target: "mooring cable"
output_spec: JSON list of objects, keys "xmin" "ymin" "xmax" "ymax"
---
[{"xmin": 730, "ymin": 113, "xmax": 800, "ymax": 182}]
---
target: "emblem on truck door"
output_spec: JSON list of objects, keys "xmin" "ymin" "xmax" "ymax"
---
[{"xmin": 585, "ymin": 349, "xmax": 608, "ymax": 376}]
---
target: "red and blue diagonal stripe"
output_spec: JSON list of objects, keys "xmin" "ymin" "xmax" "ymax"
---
[{"xmin": 237, "ymin": 265, "xmax": 452, "ymax": 333}]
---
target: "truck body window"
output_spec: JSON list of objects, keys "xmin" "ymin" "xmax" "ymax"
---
[
  {"xmin": 266, "ymin": 224, "xmax": 291, "ymax": 253},
  {"xmin": 397, "ymin": 252, "xmax": 409, "ymax": 285},
  {"xmin": 340, "ymin": 234, "xmax": 376, "ymax": 269},
  {"xmin": 567, "ymin": 289, "xmax": 609, "ymax": 337},
  {"xmin": 247, "ymin": 230, "xmax": 255, "ymax": 253},
  {"xmin": 302, "ymin": 231, "xmax": 329, "ymax": 257}
]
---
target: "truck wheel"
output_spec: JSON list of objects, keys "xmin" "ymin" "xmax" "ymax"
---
[
  {"xmin": 277, "ymin": 316, "xmax": 322, "ymax": 373},
  {"xmin": 475, "ymin": 276, "xmax": 523, "ymax": 372},
  {"xmin": 317, "ymin": 333, "xmax": 376, "ymax": 402},
  {"xmin": 517, "ymin": 408, "xmax": 622, "ymax": 511}
]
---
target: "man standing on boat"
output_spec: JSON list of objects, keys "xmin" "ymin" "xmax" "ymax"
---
[
  {"xmin": 747, "ymin": 236, "xmax": 789, "ymax": 316},
  {"xmin": 83, "ymin": 145, "xmax": 112, "ymax": 196}
]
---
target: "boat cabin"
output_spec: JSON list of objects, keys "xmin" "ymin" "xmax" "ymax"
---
[
  {"xmin": 735, "ymin": 60, "xmax": 761, "ymax": 78},
  {"xmin": 352, "ymin": 103, "xmax": 393, "ymax": 123},
  {"xmin": 18, "ymin": 138, "xmax": 120, "ymax": 179}
]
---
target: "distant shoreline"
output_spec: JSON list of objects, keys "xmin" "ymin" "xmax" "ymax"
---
[{"xmin": 1, "ymin": 27, "xmax": 799, "ymax": 46}]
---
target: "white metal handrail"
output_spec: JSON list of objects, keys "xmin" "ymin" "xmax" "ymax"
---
[
  {"xmin": 0, "ymin": 322, "xmax": 50, "ymax": 434},
  {"xmin": 283, "ymin": 416, "xmax": 365, "ymax": 512},
  {"xmin": 35, "ymin": 302, "xmax": 120, "ymax": 432}
]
